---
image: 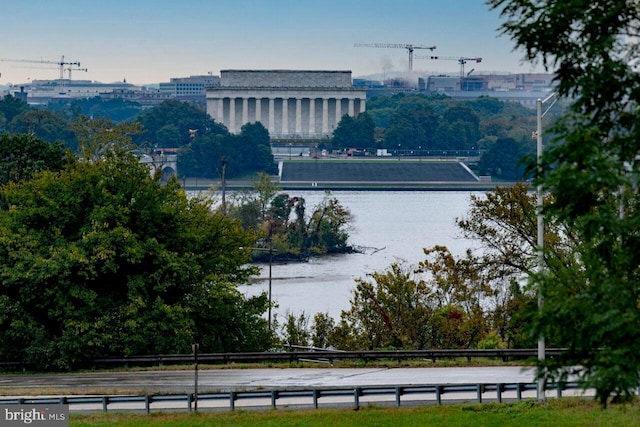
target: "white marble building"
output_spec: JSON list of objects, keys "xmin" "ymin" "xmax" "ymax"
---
[{"xmin": 205, "ymin": 70, "xmax": 367, "ymax": 139}]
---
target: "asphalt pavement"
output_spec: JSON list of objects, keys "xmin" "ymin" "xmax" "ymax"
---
[{"xmin": 0, "ymin": 366, "xmax": 537, "ymax": 394}]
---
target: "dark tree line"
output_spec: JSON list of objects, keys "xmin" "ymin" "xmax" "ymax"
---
[
  {"xmin": 0, "ymin": 96, "xmax": 277, "ymax": 179},
  {"xmin": 330, "ymin": 94, "xmax": 565, "ymax": 181}
]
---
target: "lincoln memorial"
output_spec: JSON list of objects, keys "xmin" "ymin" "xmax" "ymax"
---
[{"xmin": 205, "ymin": 70, "xmax": 367, "ymax": 139}]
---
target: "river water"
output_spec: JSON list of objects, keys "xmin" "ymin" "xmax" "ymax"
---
[{"xmin": 238, "ymin": 190, "xmax": 483, "ymax": 321}]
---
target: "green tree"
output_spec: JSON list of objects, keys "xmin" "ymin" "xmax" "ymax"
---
[
  {"xmin": 489, "ymin": 0, "xmax": 640, "ymax": 405},
  {"xmin": 48, "ymin": 97, "xmax": 142, "ymax": 122},
  {"xmin": 9, "ymin": 110, "xmax": 78, "ymax": 150},
  {"xmin": 177, "ymin": 122, "xmax": 274, "ymax": 179},
  {"xmin": 0, "ymin": 94, "xmax": 30, "ymax": 124},
  {"xmin": 478, "ymin": 137, "xmax": 531, "ymax": 181},
  {"xmin": 0, "ymin": 133, "xmax": 71, "ymax": 187},
  {"xmin": 0, "ymin": 150, "xmax": 271, "ymax": 370},
  {"xmin": 456, "ymin": 184, "xmax": 575, "ymax": 348},
  {"xmin": 135, "ymin": 99, "xmax": 226, "ymax": 148},
  {"xmin": 341, "ymin": 263, "xmax": 434, "ymax": 350},
  {"xmin": 331, "ymin": 113, "xmax": 376, "ymax": 149},
  {"xmin": 384, "ymin": 103, "xmax": 439, "ymax": 150},
  {"xmin": 73, "ymin": 115, "xmax": 141, "ymax": 163},
  {"xmin": 433, "ymin": 106, "xmax": 481, "ymax": 150},
  {"xmin": 416, "ymin": 246, "xmax": 491, "ymax": 349}
]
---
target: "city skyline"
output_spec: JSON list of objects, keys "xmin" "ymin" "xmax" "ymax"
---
[{"xmin": 0, "ymin": 0, "xmax": 550, "ymax": 87}]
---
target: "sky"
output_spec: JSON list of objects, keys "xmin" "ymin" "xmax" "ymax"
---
[{"xmin": 0, "ymin": 0, "xmax": 548, "ymax": 87}]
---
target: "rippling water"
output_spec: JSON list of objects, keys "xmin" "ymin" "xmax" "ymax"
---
[{"xmin": 237, "ymin": 190, "xmax": 483, "ymax": 321}]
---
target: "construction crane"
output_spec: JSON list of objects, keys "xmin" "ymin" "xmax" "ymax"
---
[
  {"xmin": 416, "ymin": 55, "xmax": 482, "ymax": 90},
  {"xmin": 0, "ymin": 55, "xmax": 81, "ymax": 79},
  {"xmin": 14, "ymin": 64, "xmax": 87, "ymax": 80},
  {"xmin": 354, "ymin": 43, "xmax": 436, "ymax": 71},
  {"xmin": 416, "ymin": 55, "xmax": 482, "ymax": 79},
  {"xmin": 65, "ymin": 66, "xmax": 88, "ymax": 80}
]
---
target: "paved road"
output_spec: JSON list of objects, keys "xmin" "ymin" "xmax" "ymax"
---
[{"xmin": 0, "ymin": 366, "xmax": 537, "ymax": 394}]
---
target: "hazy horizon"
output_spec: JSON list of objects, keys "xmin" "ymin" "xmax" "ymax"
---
[{"xmin": 0, "ymin": 0, "xmax": 549, "ymax": 87}]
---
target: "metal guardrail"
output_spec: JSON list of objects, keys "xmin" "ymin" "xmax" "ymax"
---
[
  {"xmin": 90, "ymin": 348, "xmax": 566, "ymax": 367},
  {"xmin": 0, "ymin": 381, "xmax": 588, "ymax": 413}
]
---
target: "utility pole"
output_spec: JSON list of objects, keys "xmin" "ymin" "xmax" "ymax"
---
[{"xmin": 535, "ymin": 91, "xmax": 557, "ymax": 402}]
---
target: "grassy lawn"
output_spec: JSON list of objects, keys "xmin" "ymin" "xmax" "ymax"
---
[{"xmin": 70, "ymin": 399, "xmax": 639, "ymax": 427}]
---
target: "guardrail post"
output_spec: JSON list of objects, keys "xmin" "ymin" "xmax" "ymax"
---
[
  {"xmin": 354, "ymin": 387, "xmax": 361, "ymax": 410},
  {"xmin": 271, "ymin": 390, "xmax": 278, "ymax": 409},
  {"xmin": 313, "ymin": 389, "xmax": 319, "ymax": 409},
  {"xmin": 497, "ymin": 383, "xmax": 503, "ymax": 403},
  {"xmin": 556, "ymin": 384, "xmax": 562, "ymax": 398},
  {"xmin": 516, "ymin": 383, "xmax": 522, "ymax": 401},
  {"xmin": 102, "ymin": 396, "xmax": 109, "ymax": 412},
  {"xmin": 145, "ymin": 395, "xmax": 151, "ymax": 414},
  {"xmin": 188, "ymin": 393, "xmax": 192, "ymax": 411},
  {"xmin": 395, "ymin": 386, "xmax": 402, "ymax": 407},
  {"xmin": 230, "ymin": 391, "xmax": 236, "ymax": 410},
  {"xmin": 436, "ymin": 385, "xmax": 442, "ymax": 405},
  {"xmin": 477, "ymin": 384, "xmax": 483, "ymax": 403}
]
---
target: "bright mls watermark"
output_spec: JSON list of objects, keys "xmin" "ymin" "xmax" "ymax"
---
[{"xmin": 2, "ymin": 405, "xmax": 68, "ymax": 426}]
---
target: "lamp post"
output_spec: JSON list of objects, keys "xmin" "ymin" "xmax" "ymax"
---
[
  {"xmin": 535, "ymin": 92, "xmax": 557, "ymax": 402},
  {"xmin": 268, "ymin": 231, "xmax": 273, "ymax": 331}
]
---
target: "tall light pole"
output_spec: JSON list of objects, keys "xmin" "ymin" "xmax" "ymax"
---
[{"xmin": 536, "ymin": 91, "xmax": 557, "ymax": 402}]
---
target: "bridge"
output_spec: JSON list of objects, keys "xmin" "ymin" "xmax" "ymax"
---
[{"xmin": 139, "ymin": 153, "xmax": 177, "ymax": 181}]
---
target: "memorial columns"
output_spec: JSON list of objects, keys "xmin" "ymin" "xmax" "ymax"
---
[
  {"xmin": 229, "ymin": 98, "xmax": 236, "ymax": 133},
  {"xmin": 255, "ymin": 98, "xmax": 262, "ymax": 123},
  {"xmin": 282, "ymin": 98, "xmax": 288, "ymax": 135},
  {"xmin": 348, "ymin": 98, "xmax": 354, "ymax": 116},
  {"xmin": 309, "ymin": 98, "xmax": 316, "ymax": 136},
  {"xmin": 322, "ymin": 98, "xmax": 329, "ymax": 134},
  {"xmin": 268, "ymin": 98, "xmax": 275, "ymax": 134},
  {"xmin": 242, "ymin": 98, "xmax": 249, "ymax": 126},
  {"xmin": 295, "ymin": 98, "xmax": 302, "ymax": 134}
]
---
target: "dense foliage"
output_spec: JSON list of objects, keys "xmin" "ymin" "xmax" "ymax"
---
[
  {"xmin": 178, "ymin": 122, "xmax": 276, "ymax": 179},
  {"xmin": 276, "ymin": 185, "xmax": 559, "ymax": 353},
  {"xmin": 226, "ymin": 174, "xmax": 353, "ymax": 260},
  {"xmin": 332, "ymin": 93, "xmax": 556, "ymax": 181},
  {"xmin": 0, "ymin": 148, "xmax": 273, "ymax": 370},
  {"xmin": 489, "ymin": 0, "xmax": 640, "ymax": 406},
  {"xmin": 0, "ymin": 133, "xmax": 72, "ymax": 186}
]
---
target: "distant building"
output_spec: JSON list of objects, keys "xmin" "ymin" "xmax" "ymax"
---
[
  {"xmin": 355, "ymin": 72, "xmax": 556, "ymax": 107},
  {"xmin": 206, "ymin": 70, "xmax": 367, "ymax": 139},
  {"xmin": 13, "ymin": 79, "xmax": 137, "ymax": 105},
  {"xmin": 159, "ymin": 74, "xmax": 220, "ymax": 97}
]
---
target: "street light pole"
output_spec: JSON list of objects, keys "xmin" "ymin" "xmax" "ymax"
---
[
  {"xmin": 536, "ymin": 92, "xmax": 557, "ymax": 402},
  {"xmin": 268, "ymin": 232, "xmax": 273, "ymax": 331}
]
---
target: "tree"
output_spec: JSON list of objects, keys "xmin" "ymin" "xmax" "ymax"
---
[
  {"xmin": 0, "ymin": 133, "xmax": 71, "ymax": 187},
  {"xmin": 0, "ymin": 95, "xmax": 30, "ymax": 124},
  {"xmin": 433, "ymin": 106, "xmax": 481, "ymax": 150},
  {"xmin": 384, "ymin": 103, "xmax": 439, "ymax": 150},
  {"xmin": 0, "ymin": 149, "xmax": 272, "ymax": 370},
  {"xmin": 9, "ymin": 110, "xmax": 78, "ymax": 150},
  {"xmin": 73, "ymin": 115, "xmax": 141, "ymax": 163},
  {"xmin": 135, "ymin": 99, "xmax": 226, "ymax": 148},
  {"xmin": 478, "ymin": 137, "xmax": 531, "ymax": 181},
  {"xmin": 331, "ymin": 113, "xmax": 376, "ymax": 149},
  {"xmin": 489, "ymin": 0, "xmax": 640, "ymax": 405},
  {"xmin": 177, "ymin": 122, "xmax": 275, "ymax": 179},
  {"xmin": 341, "ymin": 263, "xmax": 434, "ymax": 350}
]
